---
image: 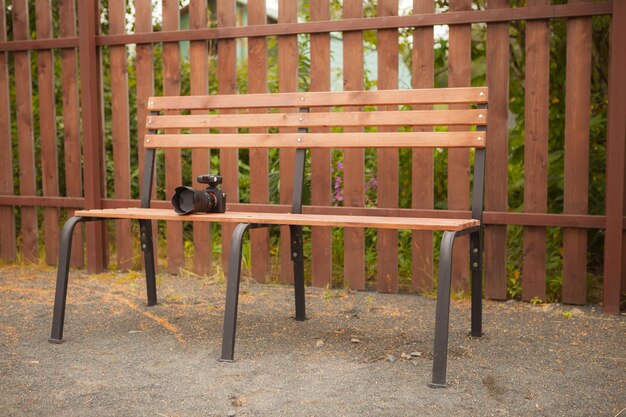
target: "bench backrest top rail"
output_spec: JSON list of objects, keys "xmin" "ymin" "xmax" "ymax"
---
[{"xmin": 147, "ymin": 87, "xmax": 488, "ymax": 111}]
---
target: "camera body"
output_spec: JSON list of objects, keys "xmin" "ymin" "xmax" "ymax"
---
[
  {"xmin": 197, "ymin": 175, "xmax": 226, "ymax": 213},
  {"xmin": 172, "ymin": 174, "xmax": 226, "ymax": 215}
]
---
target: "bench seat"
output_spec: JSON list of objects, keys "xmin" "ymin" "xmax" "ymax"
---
[{"xmin": 74, "ymin": 208, "xmax": 480, "ymax": 232}]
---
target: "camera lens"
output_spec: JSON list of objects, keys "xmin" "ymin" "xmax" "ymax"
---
[{"xmin": 172, "ymin": 186, "xmax": 211, "ymax": 214}]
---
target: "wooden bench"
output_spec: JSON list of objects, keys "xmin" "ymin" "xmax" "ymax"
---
[{"xmin": 49, "ymin": 87, "xmax": 488, "ymax": 388}]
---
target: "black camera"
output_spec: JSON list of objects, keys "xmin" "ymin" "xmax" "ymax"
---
[{"xmin": 172, "ymin": 174, "xmax": 226, "ymax": 215}]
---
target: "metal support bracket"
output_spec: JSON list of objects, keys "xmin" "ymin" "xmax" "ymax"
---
[{"xmin": 290, "ymin": 226, "xmax": 303, "ymax": 261}]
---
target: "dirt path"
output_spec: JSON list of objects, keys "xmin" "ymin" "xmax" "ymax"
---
[{"xmin": 0, "ymin": 265, "xmax": 624, "ymax": 416}]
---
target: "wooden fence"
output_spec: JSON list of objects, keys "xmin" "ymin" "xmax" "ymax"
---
[{"xmin": 0, "ymin": 0, "xmax": 623, "ymax": 314}]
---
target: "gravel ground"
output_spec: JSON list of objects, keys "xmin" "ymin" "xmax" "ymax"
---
[{"xmin": 0, "ymin": 264, "xmax": 624, "ymax": 417}]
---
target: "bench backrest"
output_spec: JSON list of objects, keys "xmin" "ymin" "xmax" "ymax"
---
[{"xmin": 141, "ymin": 87, "xmax": 488, "ymax": 220}]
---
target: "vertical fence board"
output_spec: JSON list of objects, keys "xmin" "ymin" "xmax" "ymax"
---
[
  {"xmin": 310, "ymin": 1, "xmax": 332, "ymax": 288},
  {"xmin": 278, "ymin": 0, "xmax": 297, "ymax": 284},
  {"xmin": 35, "ymin": 0, "xmax": 60, "ymax": 265},
  {"xmin": 163, "ymin": 0, "xmax": 184, "ymax": 273},
  {"xmin": 411, "ymin": 0, "xmax": 434, "ymax": 293},
  {"xmin": 248, "ymin": 0, "xmax": 270, "ymax": 282},
  {"xmin": 109, "ymin": 0, "xmax": 133, "ymax": 270},
  {"xmin": 12, "ymin": 0, "xmax": 39, "ymax": 263},
  {"xmin": 563, "ymin": 0, "xmax": 592, "ymax": 305},
  {"xmin": 217, "ymin": 0, "xmax": 239, "ymax": 270},
  {"xmin": 448, "ymin": 0, "xmax": 472, "ymax": 293},
  {"xmin": 0, "ymin": 1, "xmax": 15, "ymax": 261},
  {"xmin": 190, "ymin": 0, "xmax": 211, "ymax": 276},
  {"xmin": 343, "ymin": 0, "xmax": 366, "ymax": 290},
  {"xmin": 59, "ymin": 0, "xmax": 83, "ymax": 267},
  {"xmin": 376, "ymin": 0, "xmax": 399, "ymax": 294},
  {"xmin": 484, "ymin": 0, "xmax": 509, "ymax": 300},
  {"xmin": 135, "ymin": 0, "xmax": 156, "ymax": 270},
  {"xmin": 78, "ymin": 0, "xmax": 107, "ymax": 272},
  {"xmin": 522, "ymin": 0, "xmax": 550, "ymax": 302},
  {"xmin": 603, "ymin": 0, "xmax": 626, "ymax": 314}
]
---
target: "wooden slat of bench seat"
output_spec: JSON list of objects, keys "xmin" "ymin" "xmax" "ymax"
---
[
  {"xmin": 74, "ymin": 208, "xmax": 480, "ymax": 232},
  {"xmin": 146, "ymin": 109, "xmax": 488, "ymax": 129},
  {"xmin": 145, "ymin": 131, "xmax": 486, "ymax": 149},
  {"xmin": 147, "ymin": 87, "xmax": 488, "ymax": 111}
]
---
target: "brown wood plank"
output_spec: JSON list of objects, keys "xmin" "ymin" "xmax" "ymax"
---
[
  {"xmin": 145, "ymin": 132, "xmax": 485, "ymax": 149},
  {"xmin": 310, "ymin": 0, "xmax": 332, "ymax": 289},
  {"xmin": 411, "ymin": 0, "xmax": 434, "ymax": 293},
  {"xmin": 148, "ymin": 87, "xmax": 488, "ymax": 110},
  {"xmin": 77, "ymin": 0, "xmax": 107, "ymax": 272},
  {"xmin": 484, "ymin": 0, "xmax": 509, "ymax": 300},
  {"xmin": 0, "ymin": 1, "xmax": 15, "ymax": 261},
  {"xmin": 522, "ymin": 0, "xmax": 550, "ymax": 302},
  {"xmin": 448, "ymin": 0, "xmax": 472, "ymax": 293},
  {"xmin": 147, "ymin": 109, "xmax": 487, "ymax": 129},
  {"xmin": 603, "ymin": 0, "xmax": 626, "ymax": 315},
  {"xmin": 35, "ymin": 0, "xmax": 60, "ymax": 265},
  {"xmin": 90, "ymin": 2, "xmax": 613, "ymax": 48},
  {"xmin": 376, "ymin": 0, "xmax": 399, "ymax": 294},
  {"xmin": 562, "ymin": 0, "xmax": 592, "ymax": 305},
  {"xmin": 217, "ymin": 0, "xmax": 239, "ymax": 271},
  {"xmin": 162, "ymin": 0, "xmax": 184, "ymax": 274},
  {"xmin": 109, "ymin": 0, "xmax": 133, "ymax": 270},
  {"xmin": 343, "ymin": 0, "xmax": 365, "ymax": 290},
  {"xmin": 248, "ymin": 0, "xmax": 270, "ymax": 282},
  {"xmin": 74, "ymin": 208, "xmax": 481, "ymax": 232},
  {"xmin": 277, "ymin": 0, "xmax": 298, "ymax": 285},
  {"xmin": 12, "ymin": 0, "xmax": 39, "ymax": 263},
  {"xmin": 59, "ymin": 0, "xmax": 83, "ymax": 267},
  {"xmin": 189, "ymin": 0, "xmax": 212, "ymax": 276},
  {"xmin": 134, "ymin": 0, "xmax": 157, "ymax": 271}
]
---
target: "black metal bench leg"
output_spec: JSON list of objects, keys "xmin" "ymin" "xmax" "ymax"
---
[
  {"xmin": 470, "ymin": 230, "xmax": 483, "ymax": 338},
  {"xmin": 139, "ymin": 219, "xmax": 157, "ymax": 306},
  {"xmin": 290, "ymin": 225, "xmax": 306, "ymax": 321},
  {"xmin": 220, "ymin": 223, "xmax": 251, "ymax": 362},
  {"xmin": 429, "ymin": 230, "xmax": 457, "ymax": 388},
  {"xmin": 49, "ymin": 216, "xmax": 87, "ymax": 344}
]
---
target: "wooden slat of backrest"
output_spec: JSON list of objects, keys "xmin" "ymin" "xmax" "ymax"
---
[
  {"xmin": 59, "ymin": 0, "xmax": 83, "ymax": 267},
  {"xmin": 147, "ymin": 109, "xmax": 487, "ymax": 129},
  {"xmin": 343, "ymin": 0, "xmax": 366, "ymax": 291},
  {"xmin": 109, "ymin": 0, "xmax": 133, "ymax": 270},
  {"xmin": 411, "ymin": 0, "xmax": 434, "ymax": 293},
  {"xmin": 163, "ymin": 0, "xmax": 184, "ymax": 274},
  {"xmin": 278, "ymin": 0, "xmax": 297, "ymax": 285},
  {"xmin": 217, "ymin": 0, "xmax": 239, "ymax": 271},
  {"xmin": 190, "ymin": 0, "xmax": 212, "ymax": 276},
  {"xmin": 310, "ymin": 0, "xmax": 332, "ymax": 289},
  {"xmin": 448, "ymin": 0, "xmax": 472, "ymax": 293},
  {"xmin": 248, "ymin": 0, "xmax": 270, "ymax": 282},
  {"xmin": 484, "ymin": 0, "xmax": 509, "ymax": 300},
  {"xmin": 145, "ymin": 132, "xmax": 485, "ymax": 149},
  {"xmin": 376, "ymin": 0, "xmax": 399, "ymax": 294},
  {"xmin": 135, "ymin": 0, "xmax": 157, "ymax": 271},
  {"xmin": 147, "ymin": 87, "xmax": 488, "ymax": 111},
  {"xmin": 36, "ymin": 0, "xmax": 60, "ymax": 265},
  {"xmin": 13, "ymin": 0, "xmax": 39, "ymax": 262},
  {"xmin": 522, "ymin": 0, "xmax": 550, "ymax": 302},
  {"xmin": 562, "ymin": 0, "xmax": 592, "ymax": 305},
  {"xmin": 0, "ymin": 1, "xmax": 15, "ymax": 261}
]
